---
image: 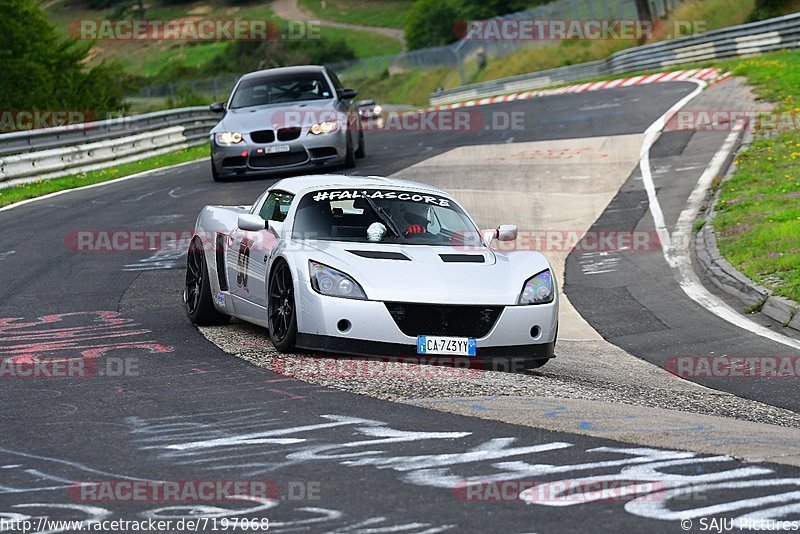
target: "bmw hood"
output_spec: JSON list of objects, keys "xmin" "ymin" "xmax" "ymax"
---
[
  {"xmin": 213, "ymin": 101, "xmax": 341, "ymax": 134},
  {"xmin": 294, "ymin": 241, "xmax": 553, "ymax": 305}
]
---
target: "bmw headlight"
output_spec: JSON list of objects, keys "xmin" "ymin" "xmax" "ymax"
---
[
  {"xmin": 518, "ymin": 269, "xmax": 554, "ymax": 305},
  {"xmin": 309, "ymin": 260, "xmax": 367, "ymax": 300},
  {"xmin": 310, "ymin": 121, "xmax": 338, "ymax": 135},
  {"xmin": 215, "ymin": 132, "xmax": 243, "ymax": 145}
]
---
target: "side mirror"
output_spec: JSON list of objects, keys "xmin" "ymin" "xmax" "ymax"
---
[
  {"xmin": 210, "ymin": 101, "xmax": 226, "ymax": 113},
  {"xmin": 338, "ymin": 88, "xmax": 358, "ymax": 100},
  {"xmin": 267, "ymin": 220, "xmax": 284, "ymax": 237},
  {"xmin": 237, "ymin": 214, "xmax": 265, "ymax": 232},
  {"xmin": 497, "ymin": 224, "xmax": 518, "ymax": 242}
]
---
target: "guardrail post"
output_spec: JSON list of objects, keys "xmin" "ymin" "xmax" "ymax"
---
[{"xmin": 451, "ymin": 47, "xmax": 466, "ymax": 86}]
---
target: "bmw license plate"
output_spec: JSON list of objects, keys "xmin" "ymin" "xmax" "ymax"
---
[
  {"xmin": 264, "ymin": 145, "xmax": 290, "ymax": 154},
  {"xmin": 417, "ymin": 336, "xmax": 476, "ymax": 356}
]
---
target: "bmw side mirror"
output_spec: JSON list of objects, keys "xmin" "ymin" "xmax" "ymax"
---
[
  {"xmin": 210, "ymin": 101, "xmax": 226, "ymax": 113},
  {"xmin": 237, "ymin": 214, "xmax": 265, "ymax": 231},
  {"xmin": 497, "ymin": 224, "xmax": 518, "ymax": 241},
  {"xmin": 338, "ymin": 88, "xmax": 358, "ymax": 100}
]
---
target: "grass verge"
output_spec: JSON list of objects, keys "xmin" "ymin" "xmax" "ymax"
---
[
  {"xmin": 318, "ymin": 26, "xmax": 402, "ymax": 56},
  {"xmin": 0, "ymin": 144, "xmax": 209, "ymax": 208},
  {"xmin": 713, "ymin": 51, "xmax": 800, "ymax": 303}
]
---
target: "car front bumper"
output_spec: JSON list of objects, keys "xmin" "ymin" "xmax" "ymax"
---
[
  {"xmin": 210, "ymin": 130, "xmax": 347, "ymax": 176},
  {"xmin": 295, "ymin": 285, "xmax": 558, "ymax": 365}
]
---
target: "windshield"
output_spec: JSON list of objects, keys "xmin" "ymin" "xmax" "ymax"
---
[
  {"xmin": 291, "ymin": 189, "xmax": 482, "ymax": 245},
  {"xmin": 229, "ymin": 73, "xmax": 334, "ymax": 109}
]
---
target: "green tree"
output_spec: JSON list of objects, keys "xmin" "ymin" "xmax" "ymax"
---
[
  {"xmin": 749, "ymin": 0, "xmax": 794, "ymax": 20},
  {"xmin": 0, "ymin": 0, "xmax": 133, "ymax": 126},
  {"xmin": 405, "ymin": 0, "xmax": 461, "ymax": 50}
]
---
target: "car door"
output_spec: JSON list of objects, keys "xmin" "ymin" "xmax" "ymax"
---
[{"xmin": 227, "ymin": 190, "xmax": 294, "ymax": 309}]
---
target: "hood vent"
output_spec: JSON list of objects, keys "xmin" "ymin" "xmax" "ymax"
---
[
  {"xmin": 439, "ymin": 254, "xmax": 485, "ymax": 263},
  {"xmin": 348, "ymin": 250, "xmax": 410, "ymax": 260}
]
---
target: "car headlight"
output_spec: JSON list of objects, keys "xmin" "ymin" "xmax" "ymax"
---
[
  {"xmin": 215, "ymin": 132, "xmax": 243, "ymax": 145},
  {"xmin": 309, "ymin": 260, "xmax": 367, "ymax": 300},
  {"xmin": 518, "ymin": 269, "xmax": 554, "ymax": 305},
  {"xmin": 310, "ymin": 121, "xmax": 338, "ymax": 135}
]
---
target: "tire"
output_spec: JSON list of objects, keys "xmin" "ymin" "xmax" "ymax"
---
[
  {"xmin": 343, "ymin": 132, "xmax": 356, "ymax": 169},
  {"xmin": 211, "ymin": 159, "xmax": 229, "ymax": 182},
  {"xmin": 185, "ymin": 238, "xmax": 230, "ymax": 326},
  {"xmin": 267, "ymin": 260, "xmax": 298, "ymax": 352},
  {"xmin": 354, "ymin": 127, "xmax": 365, "ymax": 158}
]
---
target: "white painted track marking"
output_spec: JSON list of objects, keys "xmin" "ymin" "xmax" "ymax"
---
[
  {"xmin": 638, "ymin": 79, "xmax": 707, "ymax": 256},
  {"xmin": 639, "ymin": 86, "xmax": 800, "ymax": 350}
]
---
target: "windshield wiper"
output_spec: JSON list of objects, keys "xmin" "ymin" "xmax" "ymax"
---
[{"xmin": 362, "ymin": 196, "xmax": 402, "ymax": 238}]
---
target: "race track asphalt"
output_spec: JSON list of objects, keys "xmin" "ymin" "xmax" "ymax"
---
[{"xmin": 2, "ymin": 82, "xmax": 799, "ymax": 532}]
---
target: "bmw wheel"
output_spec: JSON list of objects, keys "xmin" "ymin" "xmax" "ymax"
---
[
  {"xmin": 355, "ymin": 127, "xmax": 365, "ymax": 158},
  {"xmin": 344, "ymin": 132, "xmax": 356, "ymax": 169},
  {"xmin": 211, "ymin": 157, "xmax": 230, "ymax": 182}
]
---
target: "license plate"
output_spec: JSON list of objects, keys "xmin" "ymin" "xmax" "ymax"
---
[
  {"xmin": 262, "ymin": 145, "xmax": 290, "ymax": 154},
  {"xmin": 417, "ymin": 336, "xmax": 476, "ymax": 356}
]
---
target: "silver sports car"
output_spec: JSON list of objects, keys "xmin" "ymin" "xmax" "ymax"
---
[
  {"xmin": 185, "ymin": 175, "xmax": 558, "ymax": 370},
  {"xmin": 209, "ymin": 66, "xmax": 365, "ymax": 181}
]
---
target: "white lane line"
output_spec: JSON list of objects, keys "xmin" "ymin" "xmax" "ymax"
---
[
  {"xmin": 638, "ymin": 79, "xmax": 707, "ymax": 256},
  {"xmin": 640, "ymin": 92, "xmax": 800, "ymax": 350},
  {"xmin": 669, "ymin": 123, "xmax": 800, "ymax": 350}
]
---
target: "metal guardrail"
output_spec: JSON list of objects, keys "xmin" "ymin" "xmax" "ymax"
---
[
  {"xmin": 430, "ymin": 12, "xmax": 800, "ymax": 105},
  {"xmin": 0, "ymin": 107, "xmax": 217, "ymax": 186}
]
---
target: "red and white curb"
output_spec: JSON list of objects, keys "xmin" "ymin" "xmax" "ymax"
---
[{"xmin": 420, "ymin": 68, "xmax": 725, "ymax": 113}]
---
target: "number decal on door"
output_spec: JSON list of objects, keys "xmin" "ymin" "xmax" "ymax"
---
[{"xmin": 236, "ymin": 238, "xmax": 251, "ymax": 291}]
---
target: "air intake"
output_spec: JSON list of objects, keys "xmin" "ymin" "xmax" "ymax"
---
[
  {"xmin": 439, "ymin": 254, "xmax": 485, "ymax": 263},
  {"xmin": 347, "ymin": 250, "xmax": 410, "ymax": 260}
]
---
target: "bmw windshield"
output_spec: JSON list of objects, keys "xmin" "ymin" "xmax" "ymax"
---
[
  {"xmin": 229, "ymin": 73, "xmax": 334, "ymax": 109},
  {"xmin": 291, "ymin": 189, "xmax": 482, "ymax": 246}
]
